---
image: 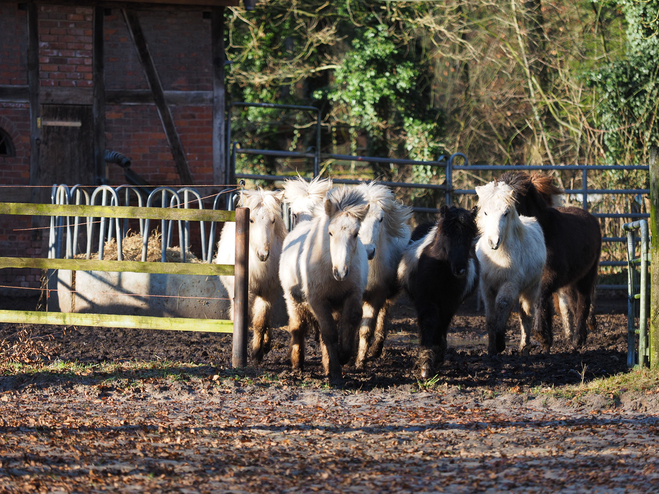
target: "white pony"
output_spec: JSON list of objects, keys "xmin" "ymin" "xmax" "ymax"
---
[
  {"xmin": 215, "ymin": 188, "xmax": 287, "ymax": 362},
  {"xmin": 353, "ymin": 182, "xmax": 412, "ymax": 369},
  {"xmin": 279, "ymin": 186, "xmax": 370, "ymax": 382},
  {"xmin": 475, "ymin": 181, "xmax": 546, "ymax": 355},
  {"xmin": 282, "ymin": 175, "xmax": 333, "ymax": 227}
]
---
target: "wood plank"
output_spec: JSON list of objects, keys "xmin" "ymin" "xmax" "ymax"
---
[
  {"xmin": 22, "ymin": 1, "xmax": 240, "ymax": 9},
  {"xmin": 38, "ymin": 87, "xmax": 212, "ymax": 106},
  {"xmin": 0, "ymin": 202, "xmax": 235, "ymax": 222},
  {"xmin": 0, "ymin": 310, "xmax": 234, "ymax": 333},
  {"xmin": 107, "ymin": 89, "xmax": 212, "ymax": 106},
  {"xmin": 650, "ymin": 146, "xmax": 659, "ymax": 368},
  {"xmin": 0, "ymin": 85, "xmax": 29, "ymax": 102},
  {"xmin": 0, "ymin": 257, "xmax": 234, "ymax": 276},
  {"xmin": 123, "ymin": 9, "xmax": 194, "ymax": 185},
  {"xmin": 27, "ymin": 2, "xmax": 40, "ymax": 202},
  {"xmin": 211, "ymin": 6, "xmax": 227, "ymax": 187},
  {"xmin": 93, "ymin": 6, "xmax": 107, "ymax": 183}
]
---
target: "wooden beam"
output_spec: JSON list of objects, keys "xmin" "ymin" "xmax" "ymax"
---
[
  {"xmin": 123, "ymin": 8, "xmax": 194, "ymax": 184},
  {"xmin": 0, "ymin": 257, "xmax": 234, "ymax": 276},
  {"xmin": 27, "ymin": 2, "xmax": 40, "ymax": 198},
  {"xmin": 0, "ymin": 310, "xmax": 234, "ymax": 333},
  {"xmin": 211, "ymin": 6, "xmax": 226, "ymax": 187},
  {"xmin": 0, "ymin": 202, "xmax": 235, "ymax": 222},
  {"xmin": 0, "ymin": 85, "xmax": 29, "ymax": 102},
  {"xmin": 93, "ymin": 6, "xmax": 106, "ymax": 184},
  {"xmin": 107, "ymin": 89, "xmax": 212, "ymax": 105},
  {"xmin": 650, "ymin": 146, "xmax": 659, "ymax": 368}
]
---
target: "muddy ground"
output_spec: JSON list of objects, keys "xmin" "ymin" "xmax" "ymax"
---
[{"xmin": 1, "ymin": 293, "xmax": 659, "ymax": 492}]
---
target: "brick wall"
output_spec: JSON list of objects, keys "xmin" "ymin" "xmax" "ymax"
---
[{"xmin": 0, "ymin": 4, "xmax": 218, "ymax": 295}]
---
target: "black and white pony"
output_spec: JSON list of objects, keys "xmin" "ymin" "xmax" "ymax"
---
[{"xmin": 398, "ymin": 205, "xmax": 479, "ymax": 378}]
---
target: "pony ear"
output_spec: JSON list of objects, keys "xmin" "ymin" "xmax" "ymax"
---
[
  {"xmin": 356, "ymin": 203, "xmax": 370, "ymax": 221},
  {"xmin": 474, "ymin": 185, "xmax": 484, "ymax": 198},
  {"xmin": 324, "ymin": 198, "xmax": 336, "ymax": 217},
  {"xmin": 439, "ymin": 204, "xmax": 449, "ymax": 216},
  {"xmin": 274, "ymin": 190, "xmax": 285, "ymax": 203},
  {"xmin": 470, "ymin": 206, "xmax": 478, "ymax": 218}
]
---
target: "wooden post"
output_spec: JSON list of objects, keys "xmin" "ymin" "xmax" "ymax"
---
[
  {"xmin": 92, "ymin": 6, "xmax": 106, "ymax": 184},
  {"xmin": 650, "ymin": 146, "xmax": 659, "ymax": 368},
  {"xmin": 27, "ymin": 1, "xmax": 40, "ymax": 202},
  {"xmin": 232, "ymin": 206, "xmax": 249, "ymax": 368},
  {"xmin": 122, "ymin": 9, "xmax": 194, "ymax": 185},
  {"xmin": 211, "ymin": 6, "xmax": 226, "ymax": 188}
]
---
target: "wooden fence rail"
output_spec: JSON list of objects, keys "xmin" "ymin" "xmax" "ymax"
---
[{"xmin": 0, "ymin": 202, "xmax": 250, "ymax": 368}]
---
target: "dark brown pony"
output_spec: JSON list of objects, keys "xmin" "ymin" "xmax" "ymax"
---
[{"xmin": 497, "ymin": 171, "xmax": 601, "ymax": 351}]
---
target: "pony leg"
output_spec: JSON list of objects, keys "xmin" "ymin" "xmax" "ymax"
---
[
  {"xmin": 367, "ymin": 299, "xmax": 392, "ymax": 361},
  {"xmin": 532, "ymin": 287, "xmax": 554, "ymax": 353},
  {"xmin": 572, "ymin": 267, "xmax": 597, "ymax": 348},
  {"xmin": 557, "ymin": 286, "xmax": 576, "ymax": 341},
  {"xmin": 286, "ymin": 300, "xmax": 307, "ymax": 372},
  {"xmin": 416, "ymin": 301, "xmax": 440, "ymax": 379},
  {"xmin": 312, "ymin": 301, "xmax": 342, "ymax": 381},
  {"xmin": 518, "ymin": 294, "xmax": 536, "ymax": 355},
  {"xmin": 355, "ymin": 296, "xmax": 383, "ymax": 369},
  {"xmin": 250, "ymin": 297, "xmax": 272, "ymax": 363},
  {"xmin": 339, "ymin": 294, "xmax": 363, "ymax": 366},
  {"xmin": 487, "ymin": 284, "xmax": 516, "ymax": 355}
]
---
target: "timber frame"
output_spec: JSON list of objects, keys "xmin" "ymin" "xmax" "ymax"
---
[{"xmin": 0, "ymin": 0, "xmax": 241, "ymax": 187}]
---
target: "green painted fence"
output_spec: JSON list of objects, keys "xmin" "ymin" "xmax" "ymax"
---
[{"xmin": 0, "ymin": 202, "xmax": 250, "ymax": 367}]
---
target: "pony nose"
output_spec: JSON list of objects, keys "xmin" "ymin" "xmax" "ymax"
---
[
  {"xmin": 366, "ymin": 245, "xmax": 376, "ymax": 260},
  {"xmin": 489, "ymin": 237, "xmax": 500, "ymax": 250},
  {"xmin": 257, "ymin": 250, "xmax": 270, "ymax": 262},
  {"xmin": 333, "ymin": 266, "xmax": 348, "ymax": 281}
]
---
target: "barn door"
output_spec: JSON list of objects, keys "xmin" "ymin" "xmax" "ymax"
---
[{"xmin": 38, "ymin": 104, "xmax": 95, "ymax": 202}]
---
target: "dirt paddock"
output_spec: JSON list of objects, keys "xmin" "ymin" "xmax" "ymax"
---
[{"xmin": 1, "ymin": 293, "xmax": 658, "ymax": 492}]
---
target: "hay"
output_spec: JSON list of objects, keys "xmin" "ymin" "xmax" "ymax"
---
[{"xmin": 76, "ymin": 231, "xmax": 201, "ymax": 263}]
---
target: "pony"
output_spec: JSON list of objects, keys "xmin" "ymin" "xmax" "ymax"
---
[
  {"xmin": 496, "ymin": 171, "xmax": 601, "ymax": 350},
  {"xmin": 398, "ymin": 205, "xmax": 479, "ymax": 378},
  {"xmin": 215, "ymin": 188, "xmax": 287, "ymax": 362},
  {"xmin": 475, "ymin": 181, "xmax": 547, "ymax": 355},
  {"xmin": 353, "ymin": 182, "xmax": 413, "ymax": 369},
  {"xmin": 279, "ymin": 186, "xmax": 369, "ymax": 382},
  {"xmin": 282, "ymin": 175, "xmax": 333, "ymax": 227}
]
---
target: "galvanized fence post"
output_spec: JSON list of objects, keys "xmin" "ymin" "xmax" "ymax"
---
[
  {"xmin": 650, "ymin": 146, "xmax": 659, "ymax": 368},
  {"xmin": 232, "ymin": 206, "xmax": 249, "ymax": 369}
]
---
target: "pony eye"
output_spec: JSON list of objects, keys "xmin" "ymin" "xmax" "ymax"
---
[
  {"xmin": 250, "ymin": 219, "xmax": 254, "ymax": 223},
  {"xmin": 271, "ymin": 218, "xmax": 275, "ymax": 224},
  {"xmin": 329, "ymin": 232, "xmax": 333, "ymax": 237},
  {"xmin": 379, "ymin": 217, "xmax": 383, "ymax": 223},
  {"xmin": 483, "ymin": 211, "xmax": 488, "ymax": 216},
  {"xmin": 504, "ymin": 211, "xmax": 509, "ymax": 217}
]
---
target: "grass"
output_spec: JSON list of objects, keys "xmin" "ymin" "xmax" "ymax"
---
[{"xmin": 544, "ymin": 366, "xmax": 659, "ymax": 400}]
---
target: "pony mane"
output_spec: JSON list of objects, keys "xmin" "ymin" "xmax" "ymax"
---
[
  {"xmin": 325, "ymin": 186, "xmax": 369, "ymax": 219},
  {"xmin": 239, "ymin": 188, "xmax": 284, "ymax": 217},
  {"xmin": 282, "ymin": 176, "xmax": 333, "ymax": 210},
  {"xmin": 357, "ymin": 182, "xmax": 413, "ymax": 238},
  {"xmin": 498, "ymin": 171, "xmax": 563, "ymax": 208},
  {"xmin": 437, "ymin": 205, "xmax": 478, "ymax": 238}
]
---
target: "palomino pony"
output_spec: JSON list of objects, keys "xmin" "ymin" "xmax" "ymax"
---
[
  {"xmin": 215, "ymin": 188, "xmax": 287, "ymax": 362},
  {"xmin": 279, "ymin": 186, "xmax": 369, "ymax": 382},
  {"xmin": 282, "ymin": 175, "xmax": 333, "ymax": 227},
  {"xmin": 354, "ymin": 182, "xmax": 412, "ymax": 369},
  {"xmin": 475, "ymin": 181, "xmax": 547, "ymax": 355},
  {"xmin": 497, "ymin": 171, "xmax": 601, "ymax": 350},
  {"xmin": 398, "ymin": 205, "xmax": 479, "ymax": 378}
]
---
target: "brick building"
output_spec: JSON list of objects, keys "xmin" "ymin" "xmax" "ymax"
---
[{"xmin": 0, "ymin": 0, "xmax": 243, "ymax": 295}]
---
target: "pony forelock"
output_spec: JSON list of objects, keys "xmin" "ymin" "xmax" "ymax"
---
[
  {"xmin": 476, "ymin": 181, "xmax": 516, "ymax": 210},
  {"xmin": 239, "ymin": 188, "xmax": 284, "ymax": 217},
  {"xmin": 325, "ymin": 186, "xmax": 369, "ymax": 220},
  {"xmin": 282, "ymin": 175, "xmax": 333, "ymax": 214},
  {"xmin": 357, "ymin": 182, "xmax": 412, "ymax": 238}
]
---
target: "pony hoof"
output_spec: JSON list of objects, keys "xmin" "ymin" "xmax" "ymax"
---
[{"xmin": 251, "ymin": 349, "xmax": 264, "ymax": 364}]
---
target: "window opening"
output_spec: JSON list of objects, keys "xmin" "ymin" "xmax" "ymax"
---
[{"xmin": 0, "ymin": 128, "xmax": 15, "ymax": 157}]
